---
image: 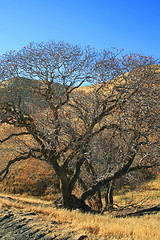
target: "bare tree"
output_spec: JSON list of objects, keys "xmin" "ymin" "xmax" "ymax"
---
[{"xmin": 0, "ymin": 41, "xmax": 159, "ymax": 212}]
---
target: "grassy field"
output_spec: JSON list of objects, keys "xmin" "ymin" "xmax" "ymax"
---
[
  {"xmin": 114, "ymin": 177, "xmax": 160, "ymax": 207},
  {"xmin": 0, "ymin": 177, "xmax": 159, "ymax": 240}
]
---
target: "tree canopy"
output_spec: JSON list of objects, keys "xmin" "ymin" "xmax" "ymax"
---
[{"xmin": 0, "ymin": 41, "xmax": 159, "ymax": 212}]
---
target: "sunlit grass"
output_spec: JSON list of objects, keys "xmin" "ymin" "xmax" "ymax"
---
[
  {"xmin": 1, "ymin": 197, "xmax": 159, "ymax": 240},
  {"xmin": 0, "ymin": 177, "xmax": 159, "ymax": 240},
  {"xmin": 114, "ymin": 177, "xmax": 160, "ymax": 207}
]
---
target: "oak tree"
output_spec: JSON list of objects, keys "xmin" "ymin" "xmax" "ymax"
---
[{"xmin": 0, "ymin": 41, "xmax": 159, "ymax": 212}]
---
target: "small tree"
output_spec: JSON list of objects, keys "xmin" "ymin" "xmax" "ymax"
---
[{"xmin": 0, "ymin": 41, "xmax": 159, "ymax": 212}]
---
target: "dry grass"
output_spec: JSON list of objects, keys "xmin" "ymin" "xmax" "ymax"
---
[
  {"xmin": 114, "ymin": 177, "xmax": 160, "ymax": 207},
  {"xmin": 53, "ymin": 210, "xmax": 160, "ymax": 240},
  {"xmin": 0, "ymin": 177, "xmax": 159, "ymax": 240},
  {"xmin": 1, "ymin": 199, "xmax": 159, "ymax": 240}
]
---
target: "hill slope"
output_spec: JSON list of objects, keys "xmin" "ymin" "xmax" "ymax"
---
[{"xmin": 0, "ymin": 177, "xmax": 159, "ymax": 240}]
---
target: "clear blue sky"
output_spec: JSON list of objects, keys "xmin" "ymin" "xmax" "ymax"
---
[{"xmin": 0, "ymin": 0, "xmax": 160, "ymax": 59}]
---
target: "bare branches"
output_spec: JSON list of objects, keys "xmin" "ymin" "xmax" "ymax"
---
[
  {"xmin": 81, "ymin": 145, "xmax": 138, "ymax": 200},
  {"xmin": 0, "ymin": 132, "xmax": 30, "ymax": 143},
  {"xmin": 0, "ymin": 41, "xmax": 159, "ymax": 211},
  {"xmin": 128, "ymin": 164, "xmax": 158, "ymax": 172},
  {"xmin": 0, "ymin": 150, "xmax": 32, "ymax": 182}
]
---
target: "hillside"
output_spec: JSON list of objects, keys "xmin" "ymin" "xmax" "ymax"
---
[
  {"xmin": 0, "ymin": 66, "xmax": 159, "ymax": 196},
  {"xmin": 0, "ymin": 177, "xmax": 159, "ymax": 240},
  {"xmin": 0, "ymin": 77, "xmax": 65, "ymax": 114}
]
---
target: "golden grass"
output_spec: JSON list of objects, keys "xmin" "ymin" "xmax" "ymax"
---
[
  {"xmin": 1, "ymin": 199, "xmax": 159, "ymax": 240},
  {"xmin": 53, "ymin": 210, "xmax": 160, "ymax": 240},
  {"xmin": 0, "ymin": 192, "xmax": 53, "ymax": 205},
  {"xmin": 0, "ymin": 177, "xmax": 160, "ymax": 240},
  {"xmin": 114, "ymin": 177, "xmax": 160, "ymax": 207}
]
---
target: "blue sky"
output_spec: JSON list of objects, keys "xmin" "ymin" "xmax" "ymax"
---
[{"xmin": 0, "ymin": 0, "xmax": 160, "ymax": 59}]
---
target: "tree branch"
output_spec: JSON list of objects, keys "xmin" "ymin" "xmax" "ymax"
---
[
  {"xmin": 68, "ymin": 155, "xmax": 87, "ymax": 193},
  {"xmin": 81, "ymin": 146, "xmax": 137, "ymax": 201},
  {"xmin": 0, "ymin": 132, "xmax": 30, "ymax": 143},
  {"xmin": 128, "ymin": 164, "xmax": 158, "ymax": 172},
  {"xmin": 0, "ymin": 150, "xmax": 32, "ymax": 182}
]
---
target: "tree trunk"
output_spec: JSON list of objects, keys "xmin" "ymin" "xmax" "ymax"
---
[
  {"xmin": 60, "ymin": 180, "xmax": 92, "ymax": 212},
  {"xmin": 105, "ymin": 180, "xmax": 114, "ymax": 209},
  {"xmin": 63, "ymin": 194, "xmax": 91, "ymax": 211},
  {"xmin": 97, "ymin": 190, "xmax": 103, "ymax": 210}
]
